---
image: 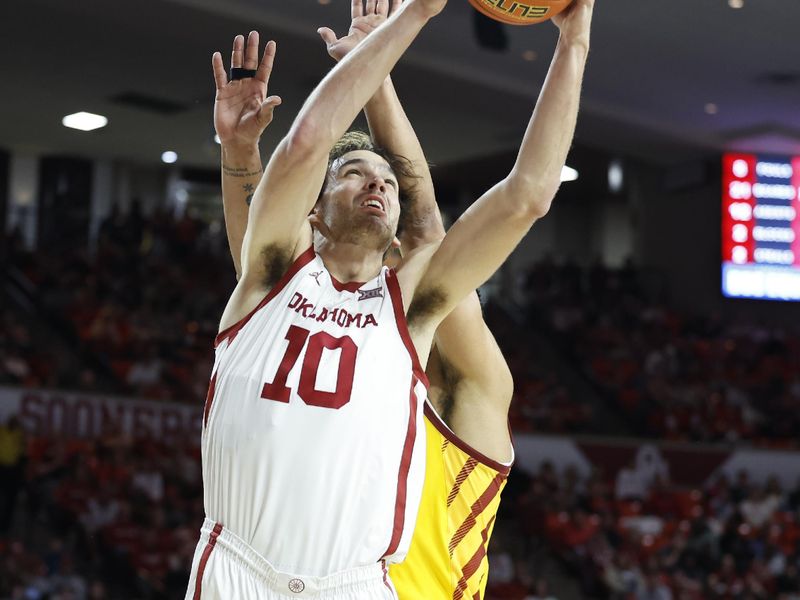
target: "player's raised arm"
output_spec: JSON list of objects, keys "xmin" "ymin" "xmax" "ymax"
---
[
  {"xmin": 319, "ymin": 0, "xmax": 443, "ymax": 250},
  {"xmin": 406, "ymin": 0, "xmax": 595, "ymax": 323},
  {"xmin": 234, "ymin": 0, "xmax": 448, "ymax": 290},
  {"xmin": 213, "ymin": 32, "xmax": 281, "ymax": 279}
]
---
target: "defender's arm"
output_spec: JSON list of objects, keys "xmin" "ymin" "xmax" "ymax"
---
[
  {"xmin": 365, "ymin": 78, "xmax": 444, "ymax": 249},
  {"xmin": 212, "ymin": 33, "xmax": 280, "ymax": 279},
  {"xmin": 432, "ymin": 293, "xmax": 514, "ymax": 463}
]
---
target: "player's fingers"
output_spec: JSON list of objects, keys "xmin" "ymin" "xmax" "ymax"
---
[
  {"xmin": 256, "ymin": 40, "xmax": 276, "ymax": 84},
  {"xmin": 318, "ymin": 27, "xmax": 338, "ymax": 47},
  {"xmin": 244, "ymin": 31, "xmax": 260, "ymax": 70},
  {"xmin": 365, "ymin": 0, "xmax": 377, "ymax": 14},
  {"xmin": 389, "ymin": 0, "xmax": 403, "ymax": 16},
  {"xmin": 264, "ymin": 95, "xmax": 282, "ymax": 110},
  {"xmin": 351, "ymin": 0, "xmax": 363, "ymax": 18},
  {"xmin": 257, "ymin": 96, "xmax": 282, "ymax": 126},
  {"xmin": 231, "ymin": 34, "xmax": 244, "ymax": 69},
  {"xmin": 212, "ymin": 52, "xmax": 228, "ymax": 89},
  {"xmin": 376, "ymin": 0, "xmax": 387, "ymax": 16}
]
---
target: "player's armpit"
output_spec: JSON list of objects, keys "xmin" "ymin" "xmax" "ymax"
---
[
  {"xmin": 237, "ymin": 138, "xmax": 326, "ymax": 287},
  {"xmin": 409, "ymin": 176, "xmax": 545, "ymax": 327}
]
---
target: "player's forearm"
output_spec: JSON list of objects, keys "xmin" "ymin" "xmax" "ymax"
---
[
  {"xmin": 507, "ymin": 37, "xmax": 589, "ymax": 216},
  {"xmin": 222, "ymin": 143, "xmax": 263, "ymax": 279},
  {"xmin": 289, "ymin": 1, "xmax": 433, "ymax": 157},
  {"xmin": 365, "ymin": 77, "xmax": 444, "ymax": 247}
]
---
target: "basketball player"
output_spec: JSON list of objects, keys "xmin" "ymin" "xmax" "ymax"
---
[
  {"xmin": 214, "ymin": 4, "xmax": 513, "ymax": 598},
  {"xmin": 189, "ymin": 0, "xmax": 594, "ymax": 597}
]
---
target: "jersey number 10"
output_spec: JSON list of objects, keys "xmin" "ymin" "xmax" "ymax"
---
[{"xmin": 261, "ymin": 325, "xmax": 358, "ymax": 410}]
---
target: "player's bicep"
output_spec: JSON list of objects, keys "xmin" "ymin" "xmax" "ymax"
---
[{"xmin": 433, "ymin": 294, "xmax": 512, "ymax": 401}]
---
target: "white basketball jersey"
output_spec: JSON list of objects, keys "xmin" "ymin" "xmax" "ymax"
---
[{"xmin": 201, "ymin": 247, "xmax": 428, "ymax": 577}]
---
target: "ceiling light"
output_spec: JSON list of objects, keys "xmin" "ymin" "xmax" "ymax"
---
[
  {"xmin": 608, "ymin": 160, "xmax": 624, "ymax": 193},
  {"xmin": 522, "ymin": 50, "xmax": 538, "ymax": 62},
  {"xmin": 62, "ymin": 112, "xmax": 108, "ymax": 131},
  {"xmin": 728, "ymin": 0, "xmax": 744, "ymax": 8},
  {"xmin": 705, "ymin": 103, "xmax": 719, "ymax": 115},
  {"xmin": 561, "ymin": 165, "xmax": 578, "ymax": 182},
  {"xmin": 161, "ymin": 151, "xmax": 178, "ymax": 164}
]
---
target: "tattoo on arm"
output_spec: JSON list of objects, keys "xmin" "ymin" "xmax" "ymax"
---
[
  {"xmin": 243, "ymin": 183, "xmax": 255, "ymax": 206},
  {"xmin": 222, "ymin": 165, "xmax": 263, "ymax": 178}
]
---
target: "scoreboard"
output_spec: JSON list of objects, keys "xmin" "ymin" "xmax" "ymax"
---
[{"xmin": 722, "ymin": 152, "xmax": 800, "ymax": 301}]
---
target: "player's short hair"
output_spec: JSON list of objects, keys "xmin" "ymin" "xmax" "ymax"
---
[{"xmin": 325, "ymin": 130, "xmax": 419, "ymax": 213}]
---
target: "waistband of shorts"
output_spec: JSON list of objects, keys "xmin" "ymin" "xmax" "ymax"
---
[{"xmin": 200, "ymin": 519, "xmax": 392, "ymax": 597}]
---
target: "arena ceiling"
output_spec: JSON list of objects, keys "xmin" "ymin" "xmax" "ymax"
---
[{"xmin": 1, "ymin": 0, "xmax": 798, "ymax": 170}]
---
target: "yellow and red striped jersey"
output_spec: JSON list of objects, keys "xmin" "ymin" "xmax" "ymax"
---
[{"xmin": 390, "ymin": 403, "xmax": 511, "ymax": 600}]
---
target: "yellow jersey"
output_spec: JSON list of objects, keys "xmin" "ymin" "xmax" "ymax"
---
[{"xmin": 390, "ymin": 403, "xmax": 511, "ymax": 600}]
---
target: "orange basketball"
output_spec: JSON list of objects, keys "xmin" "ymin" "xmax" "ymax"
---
[{"xmin": 467, "ymin": 0, "xmax": 573, "ymax": 25}]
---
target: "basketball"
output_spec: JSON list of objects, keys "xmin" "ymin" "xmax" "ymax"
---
[{"xmin": 467, "ymin": 0, "xmax": 574, "ymax": 25}]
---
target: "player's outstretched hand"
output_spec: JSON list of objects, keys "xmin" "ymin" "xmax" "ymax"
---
[
  {"xmin": 318, "ymin": 0, "xmax": 404, "ymax": 62},
  {"xmin": 551, "ymin": 0, "xmax": 594, "ymax": 49},
  {"xmin": 212, "ymin": 31, "xmax": 282, "ymax": 148}
]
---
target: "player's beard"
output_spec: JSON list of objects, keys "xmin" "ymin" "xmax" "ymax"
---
[{"xmin": 320, "ymin": 207, "xmax": 394, "ymax": 253}]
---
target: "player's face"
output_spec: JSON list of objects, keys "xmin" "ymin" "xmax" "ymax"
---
[{"xmin": 314, "ymin": 150, "xmax": 402, "ymax": 251}]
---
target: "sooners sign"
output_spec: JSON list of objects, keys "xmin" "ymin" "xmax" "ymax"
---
[{"xmin": 0, "ymin": 387, "xmax": 201, "ymax": 440}]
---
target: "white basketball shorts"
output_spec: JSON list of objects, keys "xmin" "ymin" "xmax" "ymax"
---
[{"xmin": 185, "ymin": 519, "xmax": 399, "ymax": 600}]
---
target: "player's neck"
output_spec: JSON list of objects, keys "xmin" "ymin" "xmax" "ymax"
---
[{"xmin": 315, "ymin": 238, "xmax": 384, "ymax": 284}]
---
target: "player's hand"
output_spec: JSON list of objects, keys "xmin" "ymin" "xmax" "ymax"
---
[
  {"xmin": 212, "ymin": 31, "xmax": 282, "ymax": 148},
  {"xmin": 318, "ymin": 0, "xmax": 404, "ymax": 62},
  {"xmin": 551, "ymin": 0, "xmax": 594, "ymax": 49}
]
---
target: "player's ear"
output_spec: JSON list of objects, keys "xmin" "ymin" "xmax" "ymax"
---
[
  {"xmin": 308, "ymin": 209, "xmax": 322, "ymax": 229},
  {"xmin": 308, "ymin": 210, "xmax": 333, "ymax": 240}
]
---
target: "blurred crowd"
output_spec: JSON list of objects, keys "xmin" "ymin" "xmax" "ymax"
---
[
  {"xmin": 524, "ymin": 260, "xmax": 800, "ymax": 446},
  {"xmin": 486, "ymin": 460, "xmax": 800, "ymax": 600},
  {"xmin": 0, "ymin": 418, "xmax": 201, "ymax": 600},
  {"xmin": 7, "ymin": 203, "xmax": 226, "ymax": 403}
]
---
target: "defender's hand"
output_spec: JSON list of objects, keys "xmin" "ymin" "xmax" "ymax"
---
[
  {"xmin": 551, "ymin": 0, "xmax": 595, "ymax": 49},
  {"xmin": 318, "ymin": 0, "xmax": 405, "ymax": 62},
  {"xmin": 212, "ymin": 31, "xmax": 282, "ymax": 148}
]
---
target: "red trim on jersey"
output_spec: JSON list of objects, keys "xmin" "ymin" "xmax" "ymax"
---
[
  {"xmin": 452, "ymin": 515, "xmax": 496, "ymax": 600},
  {"xmin": 425, "ymin": 403, "xmax": 512, "ymax": 475},
  {"xmin": 384, "ymin": 269, "xmax": 429, "ymax": 388},
  {"xmin": 448, "ymin": 458, "xmax": 478, "ymax": 508},
  {"xmin": 449, "ymin": 474, "xmax": 505, "ymax": 555},
  {"xmin": 214, "ymin": 246, "xmax": 316, "ymax": 348},
  {"xmin": 203, "ymin": 371, "xmax": 218, "ymax": 427},
  {"xmin": 381, "ymin": 560, "xmax": 392, "ymax": 592},
  {"xmin": 193, "ymin": 522, "xmax": 223, "ymax": 600},
  {"xmin": 330, "ymin": 274, "xmax": 365, "ymax": 293},
  {"xmin": 383, "ymin": 377, "xmax": 420, "ymax": 559}
]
